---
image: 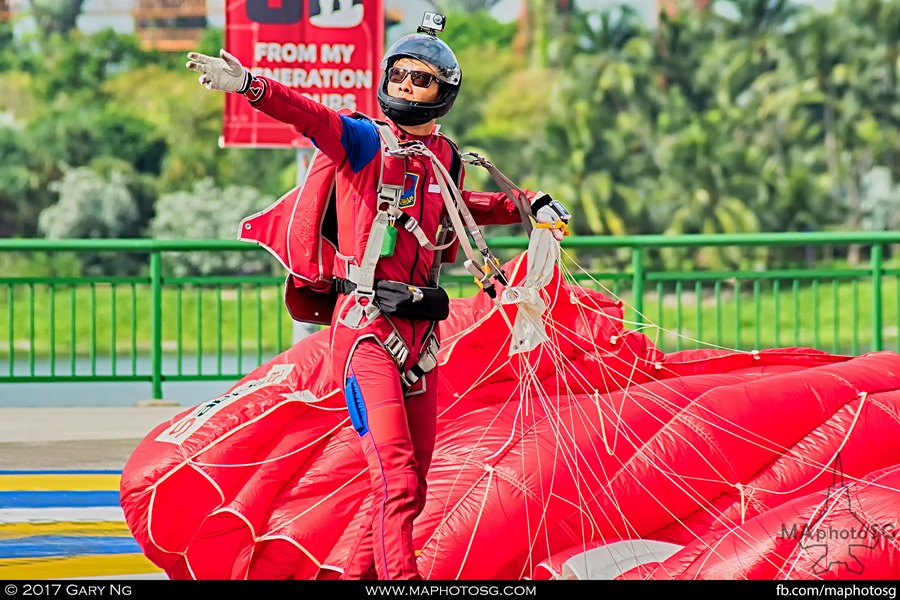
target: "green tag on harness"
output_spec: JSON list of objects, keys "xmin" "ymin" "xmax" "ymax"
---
[{"xmin": 380, "ymin": 224, "xmax": 398, "ymax": 257}]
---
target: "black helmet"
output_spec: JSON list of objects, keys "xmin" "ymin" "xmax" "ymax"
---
[{"xmin": 377, "ymin": 33, "xmax": 462, "ymax": 126}]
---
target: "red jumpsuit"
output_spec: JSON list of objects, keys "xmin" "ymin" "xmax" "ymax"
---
[{"xmin": 245, "ymin": 76, "xmax": 527, "ymax": 579}]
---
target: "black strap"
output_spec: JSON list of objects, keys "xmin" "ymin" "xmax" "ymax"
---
[
  {"xmin": 333, "ymin": 278, "xmax": 358, "ymax": 295},
  {"xmin": 334, "ymin": 277, "xmax": 440, "ymax": 295},
  {"xmin": 406, "ymin": 364, "xmax": 426, "ymax": 381}
]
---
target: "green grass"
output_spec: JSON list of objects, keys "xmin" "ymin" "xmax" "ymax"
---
[
  {"xmin": 2, "ymin": 273, "xmax": 899, "ymax": 366},
  {"xmin": 1, "ymin": 281, "xmax": 291, "ymax": 359},
  {"xmin": 580, "ymin": 276, "xmax": 900, "ymax": 355}
]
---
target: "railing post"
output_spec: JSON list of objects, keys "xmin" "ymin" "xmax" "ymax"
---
[
  {"xmin": 632, "ymin": 246, "xmax": 644, "ymax": 326},
  {"xmin": 872, "ymin": 243, "xmax": 883, "ymax": 351},
  {"xmin": 150, "ymin": 250, "xmax": 163, "ymax": 399}
]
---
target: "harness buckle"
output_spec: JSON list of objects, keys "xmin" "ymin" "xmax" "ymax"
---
[
  {"xmin": 402, "ymin": 335, "xmax": 440, "ymax": 387},
  {"xmin": 383, "ymin": 331, "xmax": 410, "ymax": 368}
]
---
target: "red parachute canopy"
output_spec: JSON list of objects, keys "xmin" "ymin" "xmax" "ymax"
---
[{"xmin": 120, "ymin": 253, "xmax": 900, "ymax": 580}]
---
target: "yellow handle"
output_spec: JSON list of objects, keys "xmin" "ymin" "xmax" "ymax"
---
[{"xmin": 535, "ymin": 221, "xmax": 571, "ymax": 236}]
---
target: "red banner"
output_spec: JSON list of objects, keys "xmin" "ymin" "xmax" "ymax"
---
[{"xmin": 222, "ymin": 0, "xmax": 385, "ymax": 147}]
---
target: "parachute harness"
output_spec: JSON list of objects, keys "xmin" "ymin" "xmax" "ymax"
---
[
  {"xmin": 345, "ymin": 128, "xmax": 538, "ymax": 328},
  {"xmin": 343, "ymin": 122, "xmax": 560, "ymax": 381}
]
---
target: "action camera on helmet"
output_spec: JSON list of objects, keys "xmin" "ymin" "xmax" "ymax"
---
[{"xmin": 419, "ymin": 12, "xmax": 446, "ymax": 34}]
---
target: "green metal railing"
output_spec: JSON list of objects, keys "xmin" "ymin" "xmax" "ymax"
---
[{"xmin": 2, "ymin": 233, "xmax": 900, "ymax": 400}]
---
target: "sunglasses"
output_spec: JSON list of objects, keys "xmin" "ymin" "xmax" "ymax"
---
[{"xmin": 387, "ymin": 67, "xmax": 438, "ymax": 88}]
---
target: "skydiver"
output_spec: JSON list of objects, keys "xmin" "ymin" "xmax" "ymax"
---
[{"xmin": 185, "ymin": 16, "xmax": 570, "ymax": 580}]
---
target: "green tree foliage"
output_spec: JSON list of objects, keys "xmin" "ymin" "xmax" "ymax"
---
[
  {"xmin": 438, "ymin": 9, "xmax": 518, "ymax": 51},
  {"xmin": 0, "ymin": 126, "xmax": 38, "ymax": 238},
  {"xmin": 149, "ymin": 178, "xmax": 273, "ymax": 276},
  {"xmin": 0, "ymin": 0, "xmax": 898, "ymax": 276},
  {"xmin": 37, "ymin": 164, "xmax": 147, "ymax": 275},
  {"xmin": 38, "ymin": 166, "xmax": 141, "ymax": 239},
  {"xmin": 23, "ymin": 29, "xmax": 150, "ymax": 102},
  {"xmin": 24, "ymin": 0, "xmax": 86, "ymax": 36},
  {"xmin": 26, "ymin": 104, "xmax": 167, "ymax": 174}
]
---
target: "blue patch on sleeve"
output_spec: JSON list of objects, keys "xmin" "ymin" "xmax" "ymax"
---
[
  {"xmin": 339, "ymin": 116, "xmax": 380, "ymax": 173},
  {"xmin": 344, "ymin": 374, "xmax": 369, "ymax": 435}
]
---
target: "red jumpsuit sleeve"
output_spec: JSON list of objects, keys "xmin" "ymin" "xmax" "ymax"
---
[
  {"xmin": 461, "ymin": 188, "xmax": 537, "ymax": 227},
  {"xmin": 242, "ymin": 76, "xmax": 350, "ymax": 166}
]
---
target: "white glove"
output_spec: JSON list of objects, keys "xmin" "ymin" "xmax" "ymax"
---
[
  {"xmin": 531, "ymin": 192, "xmax": 570, "ymax": 242},
  {"xmin": 186, "ymin": 49, "xmax": 251, "ymax": 93}
]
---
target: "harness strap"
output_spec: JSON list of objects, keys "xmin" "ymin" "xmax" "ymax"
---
[
  {"xmin": 422, "ymin": 148, "xmax": 509, "ymax": 291},
  {"xmin": 388, "ymin": 208, "xmax": 457, "ymax": 251},
  {"xmin": 351, "ymin": 122, "xmax": 404, "ymax": 295},
  {"xmin": 462, "ymin": 152, "xmax": 534, "ymax": 235},
  {"xmin": 378, "ymin": 329, "xmax": 440, "ymax": 393},
  {"xmin": 402, "ymin": 335, "xmax": 439, "ymax": 388},
  {"xmin": 349, "ymin": 124, "xmax": 511, "ymax": 304}
]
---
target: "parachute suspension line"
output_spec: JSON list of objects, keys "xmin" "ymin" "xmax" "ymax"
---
[
  {"xmin": 483, "ymin": 355, "xmax": 560, "ymax": 466},
  {"xmin": 517, "ymin": 407, "xmax": 546, "ymax": 580},
  {"xmin": 556, "ymin": 276, "xmax": 798, "ymax": 530},
  {"xmin": 593, "ymin": 390, "xmax": 615, "ymax": 456},
  {"xmin": 759, "ymin": 391, "xmax": 871, "ymax": 498},
  {"xmin": 783, "ymin": 476, "xmax": 870, "ymax": 580},
  {"xmin": 557, "ymin": 248, "xmax": 746, "ymax": 354},
  {"xmin": 441, "ymin": 464, "xmax": 498, "ymax": 580},
  {"xmin": 736, "ymin": 482, "xmax": 748, "ymax": 523},
  {"xmin": 418, "ymin": 462, "xmax": 503, "ymax": 577},
  {"xmin": 187, "ymin": 406, "xmax": 349, "ymax": 469},
  {"xmin": 484, "ymin": 380, "xmax": 527, "ymax": 463},
  {"xmin": 435, "ymin": 332, "xmax": 517, "ymax": 421},
  {"xmin": 387, "ymin": 141, "xmax": 523, "ymax": 335}
]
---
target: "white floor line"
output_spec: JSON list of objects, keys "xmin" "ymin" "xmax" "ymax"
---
[{"xmin": 0, "ymin": 506, "xmax": 126, "ymax": 523}]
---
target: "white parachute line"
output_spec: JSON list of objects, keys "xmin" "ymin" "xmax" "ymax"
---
[
  {"xmin": 536, "ymin": 278, "xmax": 842, "ymax": 495},
  {"xmin": 534, "ymin": 399, "xmax": 649, "ymax": 547},
  {"xmin": 439, "ymin": 247, "xmax": 864, "ymax": 577},
  {"xmin": 501, "ymin": 261, "xmax": 729, "ymax": 552},
  {"xmin": 420, "ymin": 442, "xmax": 526, "ymax": 576},
  {"xmin": 782, "ymin": 491, "xmax": 849, "ymax": 580},
  {"xmin": 483, "ymin": 376, "xmax": 529, "ymax": 462},
  {"xmin": 506, "ymin": 324, "xmax": 663, "ymax": 560},
  {"xmin": 544, "ymin": 253, "xmax": 898, "ymax": 574},
  {"xmin": 453, "ymin": 466, "xmax": 496, "ymax": 579},
  {"xmin": 515, "ymin": 394, "xmax": 554, "ymax": 581},
  {"xmin": 435, "ymin": 336, "xmax": 517, "ymax": 421},
  {"xmin": 557, "ymin": 251, "xmax": 745, "ymax": 354},
  {"xmin": 746, "ymin": 391, "xmax": 870, "ymax": 498},
  {"xmin": 644, "ymin": 388, "xmax": 870, "ymax": 498},
  {"xmin": 421, "ymin": 372, "xmax": 532, "ymax": 570},
  {"xmin": 527, "ymin": 387, "xmax": 612, "ymax": 548},
  {"xmin": 531, "ymin": 372, "xmax": 860, "ymax": 565},
  {"xmin": 461, "ymin": 337, "xmax": 599, "ymax": 577},
  {"xmin": 270, "ymin": 467, "xmax": 370, "ymax": 530},
  {"xmin": 188, "ymin": 415, "xmax": 349, "ymax": 469},
  {"xmin": 506, "ymin": 350, "xmax": 772, "ymax": 560}
]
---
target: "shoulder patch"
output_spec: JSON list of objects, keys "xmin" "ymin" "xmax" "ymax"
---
[{"xmin": 400, "ymin": 172, "xmax": 419, "ymax": 208}]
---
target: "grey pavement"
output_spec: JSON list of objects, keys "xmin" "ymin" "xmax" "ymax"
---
[{"xmin": 0, "ymin": 405, "xmax": 187, "ymax": 470}]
